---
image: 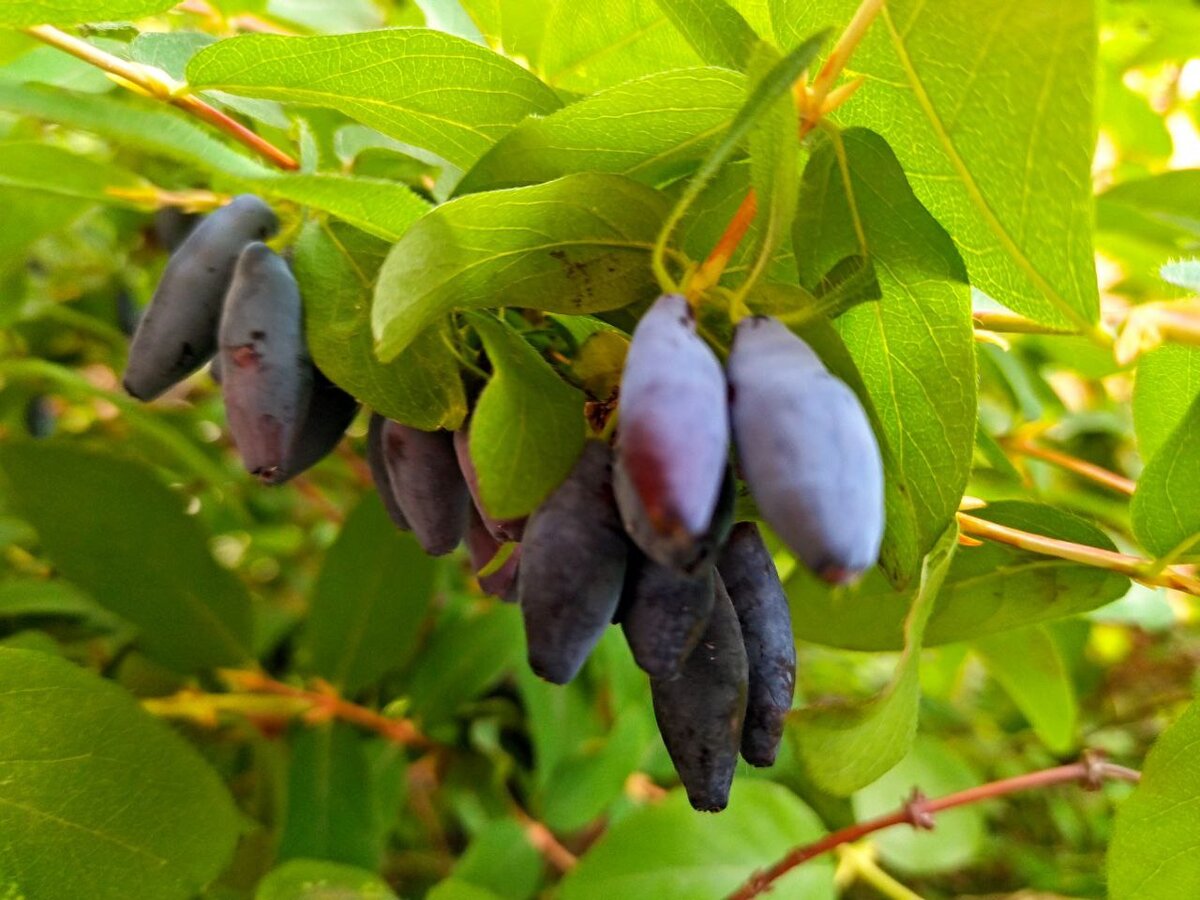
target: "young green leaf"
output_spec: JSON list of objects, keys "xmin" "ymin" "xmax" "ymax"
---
[
  {"xmin": 1109, "ymin": 699, "xmax": 1200, "ymax": 898},
  {"xmin": 653, "ymin": 0, "xmax": 761, "ymax": 70},
  {"xmin": 303, "ymin": 495, "xmax": 438, "ymax": 694},
  {"xmin": 458, "ymin": 67, "xmax": 746, "ymax": 194},
  {"xmin": 293, "ymin": 220, "xmax": 467, "ymax": 430},
  {"xmin": 0, "ymin": 648, "xmax": 240, "ymax": 899},
  {"xmin": 256, "ymin": 860, "xmax": 399, "ymax": 900},
  {"xmin": 974, "ymin": 625, "xmax": 1078, "ymax": 754},
  {"xmin": 187, "ymin": 30, "xmax": 562, "ymax": 169},
  {"xmin": 461, "ymin": 0, "xmax": 704, "ymax": 93},
  {"xmin": 0, "ymin": 141, "xmax": 147, "ymax": 205},
  {"xmin": 0, "ymin": 443, "xmax": 253, "ymax": 672},
  {"xmin": 452, "ymin": 820, "xmax": 545, "ymax": 900},
  {"xmin": 279, "ymin": 724, "xmax": 396, "ymax": 870},
  {"xmin": 788, "ymin": 501, "xmax": 1132, "ymax": 651},
  {"xmin": 792, "ymin": 525, "xmax": 957, "ymax": 796},
  {"xmin": 1099, "ymin": 171, "xmax": 1200, "ymax": 246},
  {"xmin": 773, "ymin": 0, "xmax": 1100, "ymax": 331},
  {"xmin": 737, "ymin": 41, "xmax": 799, "ymax": 302},
  {"xmin": 1131, "ymin": 392, "xmax": 1200, "ymax": 558},
  {"xmin": 0, "ymin": 0, "xmax": 176, "ymax": 26},
  {"xmin": 373, "ymin": 174, "xmax": 669, "ymax": 361},
  {"xmin": 1133, "ymin": 345, "xmax": 1200, "ymax": 463},
  {"xmin": 558, "ymin": 781, "xmax": 834, "ymax": 899},
  {"xmin": 654, "ymin": 29, "xmax": 826, "ymax": 276},
  {"xmin": 795, "ymin": 128, "xmax": 976, "ymax": 573},
  {"xmin": 467, "ymin": 313, "xmax": 586, "ymax": 519}
]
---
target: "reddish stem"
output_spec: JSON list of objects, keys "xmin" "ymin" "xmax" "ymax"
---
[{"xmin": 727, "ymin": 758, "xmax": 1140, "ymax": 899}]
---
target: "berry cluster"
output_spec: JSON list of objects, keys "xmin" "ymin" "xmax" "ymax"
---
[
  {"xmin": 124, "ymin": 196, "xmax": 358, "ymax": 484},
  {"xmin": 124, "ymin": 200, "xmax": 886, "ymax": 813}
]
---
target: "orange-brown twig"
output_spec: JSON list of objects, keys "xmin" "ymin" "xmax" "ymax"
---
[
  {"xmin": 25, "ymin": 25, "xmax": 298, "ymax": 171},
  {"xmin": 728, "ymin": 755, "xmax": 1139, "ymax": 899},
  {"xmin": 957, "ymin": 511, "xmax": 1200, "ymax": 594},
  {"xmin": 1007, "ymin": 440, "xmax": 1136, "ymax": 496}
]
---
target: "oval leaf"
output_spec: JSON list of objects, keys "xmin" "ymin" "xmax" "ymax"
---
[
  {"xmin": 373, "ymin": 174, "xmax": 669, "ymax": 362},
  {"xmin": 0, "ymin": 648, "xmax": 240, "ymax": 899},
  {"xmin": 187, "ymin": 30, "xmax": 562, "ymax": 169}
]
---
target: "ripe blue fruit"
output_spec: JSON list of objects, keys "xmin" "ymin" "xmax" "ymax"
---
[
  {"xmin": 278, "ymin": 369, "xmax": 358, "ymax": 483},
  {"xmin": 375, "ymin": 419, "xmax": 470, "ymax": 557},
  {"xmin": 717, "ymin": 522, "xmax": 796, "ymax": 767},
  {"xmin": 648, "ymin": 575, "xmax": 748, "ymax": 812},
  {"xmin": 218, "ymin": 242, "xmax": 312, "ymax": 485},
  {"xmin": 621, "ymin": 558, "xmax": 715, "ymax": 679},
  {"xmin": 727, "ymin": 316, "xmax": 884, "ymax": 583},
  {"xmin": 614, "ymin": 294, "xmax": 730, "ymax": 574},
  {"xmin": 125, "ymin": 195, "xmax": 277, "ymax": 401},
  {"xmin": 466, "ymin": 506, "xmax": 520, "ymax": 602},
  {"xmin": 366, "ymin": 413, "xmax": 410, "ymax": 531},
  {"xmin": 519, "ymin": 440, "xmax": 629, "ymax": 684}
]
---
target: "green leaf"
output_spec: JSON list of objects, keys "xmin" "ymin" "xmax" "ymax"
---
[
  {"xmin": 773, "ymin": 0, "xmax": 1099, "ymax": 330},
  {"xmin": 279, "ymin": 724, "xmax": 391, "ymax": 870},
  {"xmin": 458, "ymin": 67, "xmax": 746, "ymax": 193},
  {"xmin": 250, "ymin": 173, "xmax": 430, "ymax": 243},
  {"xmin": 1133, "ymin": 345, "xmax": 1200, "ymax": 462},
  {"xmin": 558, "ymin": 780, "xmax": 834, "ymax": 899},
  {"xmin": 793, "ymin": 525, "xmax": 957, "ymax": 796},
  {"xmin": 293, "ymin": 220, "xmax": 467, "ymax": 430},
  {"xmin": 256, "ymin": 860, "xmax": 398, "ymax": 900},
  {"xmin": 1132, "ymin": 392, "xmax": 1200, "ymax": 558},
  {"xmin": 405, "ymin": 602, "xmax": 523, "ymax": 726},
  {"xmin": 795, "ymin": 128, "xmax": 976, "ymax": 572},
  {"xmin": 372, "ymin": 174, "xmax": 669, "ymax": 362},
  {"xmin": 0, "ymin": 0, "xmax": 176, "ymax": 26},
  {"xmin": 788, "ymin": 501, "xmax": 1132, "ymax": 651},
  {"xmin": 428, "ymin": 882, "xmax": 504, "ymax": 900},
  {"xmin": 852, "ymin": 737, "xmax": 985, "ymax": 876},
  {"xmin": 974, "ymin": 625, "xmax": 1078, "ymax": 754},
  {"xmin": 653, "ymin": 0, "xmax": 760, "ymax": 70},
  {"xmin": 304, "ymin": 495, "xmax": 438, "ymax": 694},
  {"xmin": 467, "ymin": 314, "xmax": 586, "ymax": 519},
  {"xmin": 741, "ymin": 42, "xmax": 798, "ymax": 296},
  {"xmin": 659, "ymin": 30, "xmax": 826, "ymax": 256},
  {"xmin": 187, "ymin": 30, "xmax": 561, "ymax": 169},
  {"xmin": 0, "ymin": 443, "xmax": 253, "ymax": 672},
  {"xmin": 1099, "ymin": 171, "xmax": 1200, "ymax": 246},
  {"xmin": 0, "ymin": 141, "xmax": 145, "ymax": 204},
  {"xmin": 1162, "ymin": 259, "xmax": 1200, "ymax": 293},
  {"xmin": 462, "ymin": 0, "xmax": 705, "ymax": 94},
  {"xmin": 0, "ymin": 578, "xmax": 116, "ymax": 626},
  {"xmin": 452, "ymin": 820, "xmax": 544, "ymax": 900},
  {"xmin": 0, "ymin": 82, "xmax": 268, "ymax": 178},
  {"xmin": 540, "ymin": 712, "xmax": 655, "ymax": 832},
  {"xmin": 0, "ymin": 648, "xmax": 240, "ymax": 899},
  {"xmin": 1109, "ymin": 699, "xmax": 1200, "ymax": 899}
]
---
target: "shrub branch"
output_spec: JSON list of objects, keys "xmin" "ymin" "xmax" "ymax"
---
[
  {"xmin": 727, "ymin": 755, "xmax": 1140, "ymax": 899},
  {"xmin": 25, "ymin": 25, "xmax": 299, "ymax": 171}
]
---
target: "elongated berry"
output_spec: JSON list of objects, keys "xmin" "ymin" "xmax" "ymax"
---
[
  {"xmin": 454, "ymin": 424, "xmax": 527, "ymax": 543},
  {"xmin": 613, "ymin": 294, "xmax": 729, "ymax": 573},
  {"xmin": 621, "ymin": 558, "xmax": 714, "ymax": 679},
  {"xmin": 125, "ymin": 195, "xmax": 277, "ymax": 400},
  {"xmin": 717, "ymin": 522, "xmax": 795, "ymax": 767},
  {"xmin": 279, "ymin": 368, "xmax": 359, "ymax": 482},
  {"xmin": 649, "ymin": 575, "xmax": 748, "ymax": 812},
  {"xmin": 727, "ymin": 316, "xmax": 884, "ymax": 582},
  {"xmin": 219, "ymin": 242, "xmax": 312, "ymax": 485},
  {"xmin": 518, "ymin": 440, "xmax": 629, "ymax": 684},
  {"xmin": 366, "ymin": 413, "xmax": 409, "ymax": 531},
  {"xmin": 378, "ymin": 419, "xmax": 469, "ymax": 556}
]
